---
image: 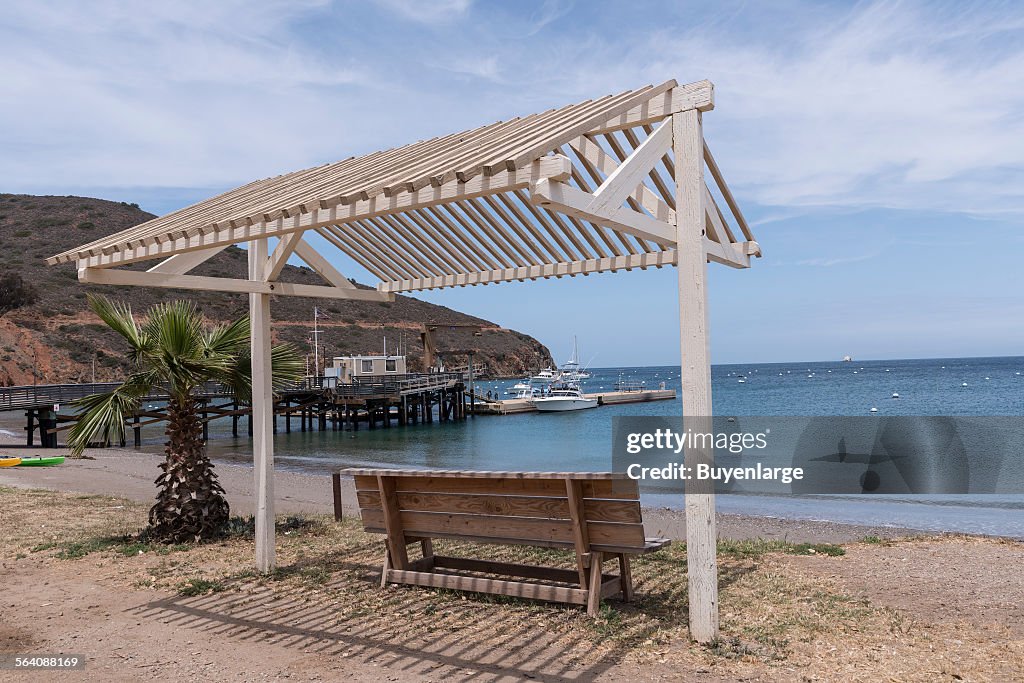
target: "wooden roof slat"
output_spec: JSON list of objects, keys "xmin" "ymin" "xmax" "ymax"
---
[
  {"xmin": 458, "ymin": 199, "xmax": 536, "ymax": 266},
  {"xmin": 480, "ymin": 83, "xmax": 675, "ymax": 175},
  {"xmin": 420, "ymin": 206, "xmax": 498, "ymax": 271},
  {"xmin": 491, "ymin": 193, "xmax": 567, "ymax": 263},
  {"xmin": 328, "ymin": 223, "xmax": 411, "ymax": 281},
  {"xmin": 511, "ymin": 189, "xmax": 585, "ymax": 262},
  {"xmin": 386, "ymin": 212, "xmax": 472, "ymax": 274},
  {"xmin": 407, "ymin": 208, "xmax": 488, "ymax": 272},
  {"xmin": 479, "ymin": 195, "xmax": 552, "ymax": 264},
  {"xmin": 366, "ymin": 215, "xmax": 457, "ymax": 277},
  {"xmin": 345, "ymin": 219, "xmax": 426, "ymax": 279},
  {"xmin": 435, "ymin": 204, "xmax": 515, "ymax": 270},
  {"xmin": 316, "ymin": 226, "xmax": 395, "ymax": 281}
]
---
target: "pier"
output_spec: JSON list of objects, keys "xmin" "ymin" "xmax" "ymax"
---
[
  {"xmin": 0, "ymin": 375, "xmax": 676, "ymax": 447},
  {"xmin": 0, "ymin": 373, "xmax": 467, "ymax": 448}
]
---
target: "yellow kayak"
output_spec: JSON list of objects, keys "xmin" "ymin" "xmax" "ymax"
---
[{"xmin": 0, "ymin": 457, "xmax": 22, "ymax": 467}]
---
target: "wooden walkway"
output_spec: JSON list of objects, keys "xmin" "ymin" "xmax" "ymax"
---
[{"xmin": 2, "ymin": 373, "xmax": 467, "ymax": 448}]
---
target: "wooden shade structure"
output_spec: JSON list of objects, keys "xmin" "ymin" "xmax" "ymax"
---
[{"xmin": 49, "ymin": 78, "xmax": 760, "ymax": 642}]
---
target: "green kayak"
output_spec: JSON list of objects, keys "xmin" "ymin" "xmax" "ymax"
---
[{"xmin": 16, "ymin": 456, "xmax": 65, "ymax": 467}]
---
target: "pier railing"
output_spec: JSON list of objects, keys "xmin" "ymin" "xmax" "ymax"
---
[
  {"xmin": 0, "ymin": 381, "xmax": 236, "ymax": 411},
  {"xmin": 0, "ymin": 372, "xmax": 467, "ymax": 412}
]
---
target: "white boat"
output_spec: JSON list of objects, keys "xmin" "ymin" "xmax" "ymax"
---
[
  {"xmin": 531, "ymin": 386, "xmax": 597, "ymax": 412},
  {"xmin": 513, "ymin": 386, "xmax": 541, "ymax": 399},
  {"xmin": 531, "ymin": 367, "xmax": 560, "ymax": 384},
  {"xmin": 507, "ymin": 379, "xmax": 532, "ymax": 395}
]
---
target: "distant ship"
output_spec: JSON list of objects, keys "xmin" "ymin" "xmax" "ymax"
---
[{"xmin": 842, "ymin": 355, "xmax": 853, "ymax": 362}]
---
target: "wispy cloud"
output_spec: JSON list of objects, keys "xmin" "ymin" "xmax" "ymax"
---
[
  {"xmin": 373, "ymin": 0, "xmax": 474, "ymax": 24},
  {"xmin": 795, "ymin": 253, "xmax": 880, "ymax": 268},
  {"xmin": 1, "ymin": 0, "xmax": 1023, "ymax": 224}
]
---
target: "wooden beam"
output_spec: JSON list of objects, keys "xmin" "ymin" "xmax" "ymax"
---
[
  {"xmin": 291, "ymin": 239, "xmax": 356, "ymax": 289},
  {"xmin": 264, "ymin": 226, "xmax": 302, "ymax": 281},
  {"xmin": 673, "ymin": 109, "xmax": 719, "ymax": 643},
  {"xmin": 78, "ymin": 267, "xmax": 394, "ymax": 301},
  {"xmin": 569, "ymin": 134, "xmax": 676, "ymax": 224},
  {"xmin": 703, "ymin": 141, "xmax": 755, "ymax": 242},
  {"xmin": 248, "ymin": 239, "xmax": 275, "ymax": 574},
  {"xmin": 587, "ymin": 118, "xmax": 673, "ymax": 216},
  {"xmin": 587, "ymin": 80, "xmax": 715, "ymax": 136},
  {"xmin": 376, "ymin": 250, "xmax": 676, "ymax": 293},
  {"xmin": 529, "ymin": 179, "xmax": 675, "ymax": 246},
  {"xmin": 146, "ymin": 244, "xmax": 230, "ymax": 275},
  {"xmin": 703, "ymin": 237, "xmax": 749, "ymax": 269},
  {"xmin": 61, "ymin": 157, "xmax": 574, "ymax": 269}
]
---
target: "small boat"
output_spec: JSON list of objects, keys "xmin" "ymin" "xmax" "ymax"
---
[
  {"xmin": 530, "ymin": 367, "xmax": 560, "ymax": 384},
  {"xmin": 0, "ymin": 457, "xmax": 22, "ymax": 467},
  {"xmin": 16, "ymin": 456, "xmax": 65, "ymax": 467},
  {"xmin": 842, "ymin": 355, "xmax": 853, "ymax": 362},
  {"xmin": 531, "ymin": 386, "xmax": 597, "ymax": 412},
  {"xmin": 892, "ymin": 392, "xmax": 900, "ymax": 399},
  {"xmin": 507, "ymin": 380, "xmax": 532, "ymax": 395},
  {"xmin": 737, "ymin": 378, "xmax": 746, "ymax": 384},
  {"xmin": 869, "ymin": 407, "xmax": 879, "ymax": 413}
]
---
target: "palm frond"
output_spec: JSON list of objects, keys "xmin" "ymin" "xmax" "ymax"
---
[
  {"xmin": 67, "ymin": 372, "xmax": 155, "ymax": 456},
  {"xmin": 271, "ymin": 342, "xmax": 305, "ymax": 390},
  {"xmin": 88, "ymin": 294, "xmax": 151, "ymax": 361},
  {"xmin": 143, "ymin": 300, "xmax": 204, "ymax": 360},
  {"xmin": 218, "ymin": 342, "xmax": 305, "ymax": 404},
  {"xmin": 203, "ymin": 315, "xmax": 250, "ymax": 359}
]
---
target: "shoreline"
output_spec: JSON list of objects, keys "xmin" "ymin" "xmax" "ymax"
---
[{"xmin": 0, "ymin": 446, "xmax": 933, "ymax": 544}]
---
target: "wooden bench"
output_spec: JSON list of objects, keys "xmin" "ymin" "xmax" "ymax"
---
[{"xmin": 336, "ymin": 469, "xmax": 670, "ymax": 616}]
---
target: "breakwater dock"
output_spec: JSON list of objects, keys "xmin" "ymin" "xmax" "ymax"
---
[{"xmin": 467, "ymin": 388, "xmax": 677, "ymax": 415}]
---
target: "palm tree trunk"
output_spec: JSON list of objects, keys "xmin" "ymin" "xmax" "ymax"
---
[{"xmin": 148, "ymin": 398, "xmax": 230, "ymax": 542}]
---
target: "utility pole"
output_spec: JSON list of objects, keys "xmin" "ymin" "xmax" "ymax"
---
[{"xmin": 309, "ymin": 306, "xmax": 323, "ymax": 384}]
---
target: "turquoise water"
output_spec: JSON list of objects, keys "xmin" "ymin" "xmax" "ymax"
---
[{"xmin": 190, "ymin": 356, "xmax": 1024, "ymax": 536}]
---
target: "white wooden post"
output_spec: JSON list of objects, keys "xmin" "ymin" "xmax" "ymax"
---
[
  {"xmin": 673, "ymin": 109, "xmax": 719, "ymax": 642},
  {"xmin": 248, "ymin": 239, "xmax": 276, "ymax": 572}
]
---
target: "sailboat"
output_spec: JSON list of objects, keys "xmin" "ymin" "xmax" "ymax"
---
[{"xmin": 559, "ymin": 336, "xmax": 591, "ymax": 381}]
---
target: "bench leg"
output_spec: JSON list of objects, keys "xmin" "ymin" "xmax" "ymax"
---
[
  {"xmin": 617, "ymin": 553, "xmax": 634, "ymax": 603},
  {"xmin": 380, "ymin": 546, "xmax": 391, "ymax": 589},
  {"xmin": 421, "ymin": 538, "xmax": 434, "ymax": 560},
  {"xmin": 587, "ymin": 552, "xmax": 604, "ymax": 617}
]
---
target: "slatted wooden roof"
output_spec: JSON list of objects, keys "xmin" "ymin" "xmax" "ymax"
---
[{"xmin": 49, "ymin": 78, "xmax": 759, "ymax": 296}]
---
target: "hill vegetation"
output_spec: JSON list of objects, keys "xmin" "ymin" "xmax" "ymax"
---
[{"xmin": 0, "ymin": 194, "xmax": 552, "ymax": 385}]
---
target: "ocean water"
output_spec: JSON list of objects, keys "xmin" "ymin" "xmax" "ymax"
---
[{"xmin": 187, "ymin": 356, "xmax": 1024, "ymax": 536}]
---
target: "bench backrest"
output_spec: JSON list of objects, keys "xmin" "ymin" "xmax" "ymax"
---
[{"xmin": 346, "ymin": 469, "xmax": 647, "ymax": 552}]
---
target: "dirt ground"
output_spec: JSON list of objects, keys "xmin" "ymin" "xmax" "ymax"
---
[{"xmin": 1, "ymin": 485, "xmax": 1022, "ymax": 682}]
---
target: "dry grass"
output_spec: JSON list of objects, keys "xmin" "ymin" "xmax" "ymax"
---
[{"xmin": 2, "ymin": 485, "xmax": 1021, "ymax": 681}]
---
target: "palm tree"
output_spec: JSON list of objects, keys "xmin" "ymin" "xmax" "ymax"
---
[{"xmin": 68, "ymin": 295, "xmax": 303, "ymax": 543}]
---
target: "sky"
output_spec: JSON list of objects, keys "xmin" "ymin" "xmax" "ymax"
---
[{"xmin": 1, "ymin": 0, "xmax": 1022, "ymax": 366}]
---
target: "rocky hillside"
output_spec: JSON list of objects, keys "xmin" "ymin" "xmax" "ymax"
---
[{"xmin": 0, "ymin": 194, "xmax": 553, "ymax": 385}]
